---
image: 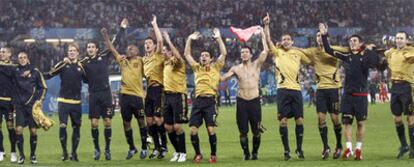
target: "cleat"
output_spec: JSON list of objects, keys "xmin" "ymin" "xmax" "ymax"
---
[
  {"xmin": 11, "ymin": 152, "xmax": 17, "ymax": 163},
  {"xmin": 177, "ymin": 153, "xmax": 187, "ymax": 162},
  {"xmin": 284, "ymin": 151, "xmax": 291, "ymax": 161},
  {"xmin": 157, "ymin": 147, "xmax": 167, "ymax": 159},
  {"xmin": 342, "ymin": 148, "xmax": 353, "ymax": 159},
  {"xmin": 61, "ymin": 152, "xmax": 69, "ymax": 161},
  {"xmin": 17, "ymin": 155, "xmax": 25, "ymax": 164},
  {"xmin": 208, "ymin": 155, "xmax": 217, "ymax": 164},
  {"xmin": 354, "ymin": 149, "xmax": 362, "ymax": 160},
  {"xmin": 251, "ymin": 153, "xmax": 258, "ymax": 160},
  {"xmin": 410, "ymin": 147, "xmax": 414, "ymax": 159},
  {"xmin": 94, "ymin": 150, "xmax": 100, "ymax": 160},
  {"xmin": 193, "ymin": 154, "xmax": 202, "ymax": 163},
  {"xmin": 30, "ymin": 155, "xmax": 37, "ymax": 164},
  {"xmin": 397, "ymin": 146, "xmax": 410, "ymax": 159},
  {"xmin": 70, "ymin": 153, "xmax": 79, "ymax": 162},
  {"xmin": 243, "ymin": 153, "xmax": 250, "ymax": 160},
  {"xmin": 333, "ymin": 147, "xmax": 342, "ymax": 159},
  {"xmin": 149, "ymin": 149, "xmax": 159, "ymax": 159},
  {"xmin": 295, "ymin": 149, "xmax": 305, "ymax": 160},
  {"xmin": 322, "ymin": 147, "xmax": 330, "ymax": 160},
  {"xmin": 140, "ymin": 149, "xmax": 147, "ymax": 159},
  {"xmin": 126, "ymin": 149, "xmax": 137, "ymax": 160},
  {"xmin": 0, "ymin": 152, "xmax": 4, "ymax": 162},
  {"xmin": 105, "ymin": 150, "xmax": 111, "ymax": 160},
  {"xmin": 170, "ymin": 152, "xmax": 179, "ymax": 162}
]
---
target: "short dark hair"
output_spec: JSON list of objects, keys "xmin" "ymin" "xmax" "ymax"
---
[
  {"xmin": 280, "ymin": 33, "xmax": 293, "ymax": 40},
  {"xmin": 349, "ymin": 34, "xmax": 363, "ymax": 42},
  {"xmin": 86, "ymin": 40, "xmax": 99, "ymax": 48},
  {"xmin": 145, "ymin": 37, "xmax": 156, "ymax": 44},
  {"xmin": 396, "ymin": 31, "xmax": 409, "ymax": 38},
  {"xmin": 241, "ymin": 45, "xmax": 252, "ymax": 53},
  {"xmin": 200, "ymin": 48, "xmax": 212, "ymax": 58}
]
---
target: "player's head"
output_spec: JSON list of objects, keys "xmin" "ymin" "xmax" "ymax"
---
[
  {"xmin": 67, "ymin": 43, "xmax": 80, "ymax": 61},
  {"xmin": 348, "ymin": 34, "xmax": 363, "ymax": 51},
  {"xmin": 0, "ymin": 47, "xmax": 12, "ymax": 61},
  {"xmin": 144, "ymin": 37, "xmax": 156, "ymax": 53},
  {"xmin": 280, "ymin": 33, "xmax": 294, "ymax": 49},
  {"xmin": 395, "ymin": 31, "xmax": 409, "ymax": 49},
  {"xmin": 126, "ymin": 44, "xmax": 139, "ymax": 58},
  {"xmin": 18, "ymin": 52, "xmax": 29, "ymax": 66},
  {"xmin": 240, "ymin": 46, "xmax": 253, "ymax": 62},
  {"xmin": 200, "ymin": 49, "xmax": 212, "ymax": 65},
  {"xmin": 162, "ymin": 45, "xmax": 172, "ymax": 58},
  {"xmin": 86, "ymin": 41, "xmax": 98, "ymax": 57}
]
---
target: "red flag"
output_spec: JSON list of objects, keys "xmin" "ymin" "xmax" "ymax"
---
[{"xmin": 230, "ymin": 26, "xmax": 262, "ymax": 42}]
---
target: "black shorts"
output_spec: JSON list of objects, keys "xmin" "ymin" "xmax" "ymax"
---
[
  {"xmin": 58, "ymin": 102, "xmax": 82, "ymax": 127},
  {"xmin": 144, "ymin": 85, "xmax": 163, "ymax": 117},
  {"xmin": 0, "ymin": 100, "xmax": 14, "ymax": 123},
  {"xmin": 236, "ymin": 97, "xmax": 262, "ymax": 135},
  {"xmin": 189, "ymin": 96, "xmax": 218, "ymax": 127},
  {"xmin": 164, "ymin": 93, "xmax": 188, "ymax": 125},
  {"xmin": 390, "ymin": 82, "xmax": 413, "ymax": 116},
  {"xmin": 89, "ymin": 89, "xmax": 113, "ymax": 119},
  {"xmin": 15, "ymin": 104, "xmax": 36, "ymax": 128},
  {"xmin": 341, "ymin": 94, "xmax": 368, "ymax": 124},
  {"xmin": 277, "ymin": 89, "xmax": 303, "ymax": 120},
  {"xmin": 120, "ymin": 94, "xmax": 144, "ymax": 122},
  {"xmin": 316, "ymin": 88, "xmax": 340, "ymax": 114}
]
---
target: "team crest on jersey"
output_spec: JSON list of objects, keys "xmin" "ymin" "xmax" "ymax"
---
[
  {"xmin": 77, "ymin": 67, "xmax": 81, "ymax": 71},
  {"xmin": 66, "ymin": 65, "xmax": 70, "ymax": 68},
  {"xmin": 98, "ymin": 57, "xmax": 102, "ymax": 61}
]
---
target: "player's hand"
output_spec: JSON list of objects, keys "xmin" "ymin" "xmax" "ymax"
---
[
  {"xmin": 22, "ymin": 70, "xmax": 31, "ymax": 78},
  {"xmin": 319, "ymin": 23, "xmax": 328, "ymax": 35},
  {"xmin": 365, "ymin": 44, "xmax": 376, "ymax": 50},
  {"xmin": 263, "ymin": 13, "xmax": 270, "ymax": 25},
  {"xmin": 120, "ymin": 18, "xmax": 128, "ymax": 29},
  {"xmin": 212, "ymin": 28, "xmax": 221, "ymax": 39},
  {"xmin": 120, "ymin": 55, "xmax": 126, "ymax": 60},
  {"xmin": 63, "ymin": 57, "xmax": 70, "ymax": 64},
  {"xmin": 101, "ymin": 28, "xmax": 109, "ymax": 39},
  {"xmin": 150, "ymin": 15, "xmax": 157, "ymax": 26},
  {"xmin": 189, "ymin": 31, "xmax": 201, "ymax": 40},
  {"xmin": 275, "ymin": 42, "xmax": 282, "ymax": 48},
  {"xmin": 163, "ymin": 32, "xmax": 171, "ymax": 42}
]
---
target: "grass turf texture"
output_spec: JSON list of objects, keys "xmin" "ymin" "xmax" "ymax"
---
[{"xmin": 0, "ymin": 103, "xmax": 413, "ymax": 166}]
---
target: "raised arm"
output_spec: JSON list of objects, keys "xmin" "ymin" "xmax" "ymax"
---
[
  {"xmin": 263, "ymin": 13, "xmax": 276, "ymax": 49},
  {"xmin": 163, "ymin": 32, "xmax": 183, "ymax": 61},
  {"xmin": 220, "ymin": 66, "xmax": 236, "ymax": 82},
  {"xmin": 213, "ymin": 28, "xmax": 227, "ymax": 65},
  {"xmin": 101, "ymin": 28, "xmax": 122, "ymax": 62},
  {"xmin": 319, "ymin": 23, "xmax": 347, "ymax": 61},
  {"xmin": 98, "ymin": 19, "xmax": 127, "ymax": 57},
  {"xmin": 151, "ymin": 15, "xmax": 163, "ymax": 54},
  {"xmin": 255, "ymin": 29, "xmax": 269, "ymax": 68},
  {"xmin": 184, "ymin": 32, "xmax": 201, "ymax": 66}
]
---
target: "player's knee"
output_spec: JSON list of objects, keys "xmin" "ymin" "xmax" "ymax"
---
[
  {"xmin": 239, "ymin": 133, "xmax": 247, "ymax": 138},
  {"xmin": 104, "ymin": 119, "xmax": 112, "ymax": 127},
  {"xmin": 190, "ymin": 126, "xmax": 199, "ymax": 135},
  {"xmin": 279, "ymin": 118, "xmax": 288, "ymax": 125},
  {"xmin": 60, "ymin": 123, "xmax": 67, "ymax": 128},
  {"xmin": 342, "ymin": 115, "xmax": 353, "ymax": 125},
  {"xmin": 407, "ymin": 116, "xmax": 414, "ymax": 126},
  {"xmin": 6, "ymin": 121, "xmax": 13, "ymax": 129},
  {"xmin": 357, "ymin": 121, "xmax": 364, "ymax": 127},
  {"xmin": 123, "ymin": 121, "xmax": 131, "ymax": 129},
  {"xmin": 138, "ymin": 118, "xmax": 146, "ymax": 128},
  {"xmin": 207, "ymin": 126, "xmax": 215, "ymax": 135},
  {"xmin": 394, "ymin": 116, "xmax": 403, "ymax": 123},
  {"xmin": 30, "ymin": 128, "xmax": 37, "ymax": 136},
  {"xmin": 295, "ymin": 117, "xmax": 304, "ymax": 125}
]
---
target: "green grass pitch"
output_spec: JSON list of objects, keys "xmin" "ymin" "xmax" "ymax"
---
[{"xmin": 1, "ymin": 103, "xmax": 413, "ymax": 166}]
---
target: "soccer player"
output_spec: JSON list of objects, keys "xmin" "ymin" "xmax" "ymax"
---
[
  {"xmin": 80, "ymin": 20, "xmax": 126, "ymax": 160},
  {"xmin": 300, "ymin": 32, "xmax": 349, "ymax": 159},
  {"xmin": 264, "ymin": 13, "xmax": 311, "ymax": 161},
  {"xmin": 43, "ymin": 43, "xmax": 86, "ymax": 161},
  {"xmin": 184, "ymin": 28, "xmax": 227, "ymax": 164},
  {"xmin": 0, "ymin": 52, "xmax": 47, "ymax": 164},
  {"xmin": 380, "ymin": 31, "xmax": 414, "ymax": 159},
  {"xmin": 143, "ymin": 15, "xmax": 168, "ymax": 159},
  {"xmin": 101, "ymin": 19, "xmax": 148, "ymax": 160},
  {"xmin": 319, "ymin": 23, "xmax": 379, "ymax": 160},
  {"xmin": 220, "ymin": 29, "xmax": 268, "ymax": 160},
  {"xmin": 162, "ymin": 32, "xmax": 188, "ymax": 162},
  {"xmin": 0, "ymin": 47, "xmax": 17, "ymax": 162}
]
